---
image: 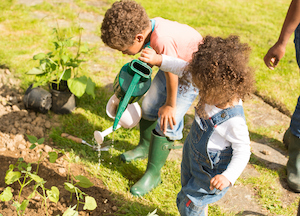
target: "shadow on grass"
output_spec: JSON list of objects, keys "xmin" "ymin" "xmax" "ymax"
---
[
  {"xmin": 236, "ymin": 210, "xmax": 266, "ymax": 215},
  {"xmin": 247, "ymin": 131, "xmax": 297, "ymax": 192}
]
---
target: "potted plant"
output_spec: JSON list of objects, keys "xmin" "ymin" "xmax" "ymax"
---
[{"xmin": 26, "ymin": 27, "xmax": 95, "ymax": 114}]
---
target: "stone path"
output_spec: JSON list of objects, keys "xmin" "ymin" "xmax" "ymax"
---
[{"xmin": 14, "ymin": 0, "xmax": 300, "ymax": 215}]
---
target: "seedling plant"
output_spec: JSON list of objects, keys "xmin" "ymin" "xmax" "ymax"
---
[
  {"xmin": 0, "ymin": 135, "xmax": 97, "ymax": 216},
  {"xmin": 0, "ymin": 135, "xmax": 59, "ymax": 216},
  {"xmin": 63, "ymin": 154, "xmax": 97, "ymax": 213}
]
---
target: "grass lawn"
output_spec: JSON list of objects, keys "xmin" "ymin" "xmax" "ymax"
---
[{"xmin": 0, "ymin": 0, "xmax": 299, "ymax": 215}]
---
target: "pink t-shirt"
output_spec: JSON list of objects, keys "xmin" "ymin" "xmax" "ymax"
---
[{"xmin": 150, "ymin": 17, "xmax": 203, "ymax": 61}]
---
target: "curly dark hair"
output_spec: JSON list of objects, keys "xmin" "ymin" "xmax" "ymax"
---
[
  {"xmin": 181, "ymin": 35, "xmax": 254, "ymax": 118},
  {"xmin": 100, "ymin": 0, "xmax": 150, "ymax": 50}
]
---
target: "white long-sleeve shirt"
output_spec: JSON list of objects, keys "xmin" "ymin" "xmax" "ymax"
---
[{"xmin": 160, "ymin": 54, "xmax": 251, "ymax": 185}]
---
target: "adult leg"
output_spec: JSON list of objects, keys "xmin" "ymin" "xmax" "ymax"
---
[{"xmin": 285, "ymin": 23, "xmax": 300, "ymax": 192}]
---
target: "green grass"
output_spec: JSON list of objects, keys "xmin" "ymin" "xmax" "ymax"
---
[{"xmin": 1, "ymin": 0, "xmax": 300, "ymax": 215}]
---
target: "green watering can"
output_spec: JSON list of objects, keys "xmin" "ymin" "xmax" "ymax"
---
[{"xmin": 112, "ymin": 59, "xmax": 152, "ymax": 131}]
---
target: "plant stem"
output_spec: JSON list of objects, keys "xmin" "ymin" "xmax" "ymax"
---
[
  {"xmin": 18, "ymin": 175, "xmax": 27, "ymax": 202},
  {"xmin": 70, "ymin": 192, "xmax": 73, "ymax": 203},
  {"xmin": 75, "ymin": 188, "xmax": 80, "ymax": 211},
  {"xmin": 41, "ymin": 185, "xmax": 49, "ymax": 216}
]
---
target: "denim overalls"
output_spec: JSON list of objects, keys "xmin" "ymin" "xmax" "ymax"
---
[
  {"xmin": 177, "ymin": 105, "xmax": 245, "ymax": 216},
  {"xmin": 290, "ymin": 24, "xmax": 300, "ymax": 138}
]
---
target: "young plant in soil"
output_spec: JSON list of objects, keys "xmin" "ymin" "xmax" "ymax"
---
[
  {"xmin": 63, "ymin": 154, "xmax": 97, "ymax": 213},
  {"xmin": 0, "ymin": 135, "xmax": 59, "ymax": 216},
  {"xmin": 0, "ymin": 135, "xmax": 97, "ymax": 216}
]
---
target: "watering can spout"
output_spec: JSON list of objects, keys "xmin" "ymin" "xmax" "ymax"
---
[{"xmin": 112, "ymin": 59, "xmax": 152, "ymax": 131}]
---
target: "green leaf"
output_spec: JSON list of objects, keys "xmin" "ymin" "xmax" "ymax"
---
[
  {"xmin": 39, "ymin": 62, "xmax": 47, "ymax": 71},
  {"xmin": 79, "ymin": 193, "xmax": 84, "ymax": 200},
  {"xmin": 83, "ymin": 196, "xmax": 97, "ymax": 210},
  {"xmin": 62, "ymin": 68, "xmax": 71, "ymax": 81},
  {"xmin": 5, "ymin": 170, "xmax": 21, "ymax": 184},
  {"xmin": 26, "ymin": 134, "xmax": 38, "ymax": 144},
  {"xmin": 8, "ymin": 164, "xmax": 14, "ymax": 172},
  {"xmin": 20, "ymin": 199, "xmax": 29, "ymax": 211},
  {"xmin": 47, "ymin": 186, "xmax": 60, "ymax": 203},
  {"xmin": 17, "ymin": 161, "xmax": 28, "ymax": 171},
  {"xmin": 67, "ymin": 76, "xmax": 87, "ymax": 98},
  {"xmin": 48, "ymin": 152, "xmax": 58, "ymax": 163},
  {"xmin": 79, "ymin": 45, "xmax": 89, "ymax": 53},
  {"xmin": 64, "ymin": 182, "xmax": 76, "ymax": 193},
  {"xmin": 29, "ymin": 144, "xmax": 37, "ymax": 149},
  {"xmin": 33, "ymin": 53, "xmax": 47, "ymax": 60},
  {"xmin": 37, "ymin": 138, "xmax": 45, "ymax": 145},
  {"xmin": 61, "ymin": 55, "xmax": 69, "ymax": 64},
  {"xmin": 62, "ymin": 205, "xmax": 78, "ymax": 216},
  {"xmin": 65, "ymin": 63, "xmax": 78, "ymax": 68},
  {"xmin": 0, "ymin": 187, "xmax": 13, "ymax": 201},
  {"xmin": 26, "ymin": 67, "xmax": 44, "ymax": 75},
  {"xmin": 85, "ymin": 78, "xmax": 95, "ymax": 99},
  {"xmin": 54, "ymin": 42, "xmax": 60, "ymax": 50},
  {"xmin": 66, "ymin": 39, "xmax": 74, "ymax": 47},
  {"xmin": 75, "ymin": 175, "xmax": 93, "ymax": 188},
  {"xmin": 29, "ymin": 173, "xmax": 44, "ymax": 183}
]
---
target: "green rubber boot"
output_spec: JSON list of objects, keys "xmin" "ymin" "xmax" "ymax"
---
[
  {"xmin": 283, "ymin": 127, "xmax": 292, "ymax": 149},
  {"xmin": 285, "ymin": 128, "xmax": 300, "ymax": 192},
  {"xmin": 130, "ymin": 130, "xmax": 175, "ymax": 196},
  {"xmin": 120, "ymin": 118, "xmax": 157, "ymax": 162}
]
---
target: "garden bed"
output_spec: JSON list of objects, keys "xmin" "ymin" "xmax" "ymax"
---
[{"xmin": 0, "ymin": 68, "xmax": 119, "ymax": 215}]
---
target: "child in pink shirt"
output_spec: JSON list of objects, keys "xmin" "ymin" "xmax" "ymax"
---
[{"xmin": 101, "ymin": 0, "xmax": 202, "ymax": 196}]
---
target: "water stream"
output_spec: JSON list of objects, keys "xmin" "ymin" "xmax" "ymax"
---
[{"xmin": 94, "ymin": 131, "xmax": 115, "ymax": 169}]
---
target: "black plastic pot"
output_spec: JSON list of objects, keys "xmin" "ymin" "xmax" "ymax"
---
[
  {"xmin": 49, "ymin": 81, "xmax": 76, "ymax": 114},
  {"xmin": 23, "ymin": 84, "xmax": 52, "ymax": 114}
]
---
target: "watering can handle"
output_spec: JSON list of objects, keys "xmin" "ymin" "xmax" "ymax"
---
[{"xmin": 113, "ymin": 73, "xmax": 141, "ymax": 131}]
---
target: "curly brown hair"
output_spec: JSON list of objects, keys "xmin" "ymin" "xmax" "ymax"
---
[
  {"xmin": 100, "ymin": 0, "xmax": 150, "ymax": 50},
  {"xmin": 181, "ymin": 35, "xmax": 254, "ymax": 118}
]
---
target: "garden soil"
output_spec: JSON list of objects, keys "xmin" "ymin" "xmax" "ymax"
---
[
  {"xmin": 0, "ymin": 0, "xmax": 299, "ymax": 215},
  {"xmin": 0, "ymin": 69, "xmax": 119, "ymax": 215}
]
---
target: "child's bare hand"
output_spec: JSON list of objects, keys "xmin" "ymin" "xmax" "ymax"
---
[
  {"xmin": 139, "ymin": 47, "xmax": 162, "ymax": 67},
  {"xmin": 210, "ymin": 175, "xmax": 230, "ymax": 191},
  {"xmin": 158, "ymin": 105, "xmax": 176, "ymax": 134}
]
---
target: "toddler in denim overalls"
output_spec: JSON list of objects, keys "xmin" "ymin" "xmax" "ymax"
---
[{"xmin": 139, "ymin": 35, "xmax": 254, "ymax": 215}]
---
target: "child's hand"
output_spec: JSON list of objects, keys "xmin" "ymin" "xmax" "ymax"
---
[
  {"xmin": 158, "ymin": 105, "xmax": 176, "ymax": 134},
  {"xmin": 139, "ymin": 47, "xmax": 162, "ymax": 67},
  {"xmin": 210, "ymin": 175, "xmax": 230, "ymax": 191}
]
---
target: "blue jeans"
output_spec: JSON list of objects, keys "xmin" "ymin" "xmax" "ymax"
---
[
  {"xmin": 142, "ymin": 69, "xmax": 198, "ymax": 140},
  {"xmin": 177, "ymin": 105, "xmax": 245, "ymax": 216},
  {"xmin": 290, "ymin": 24, "xmax": 300, "ymax": 138}
]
